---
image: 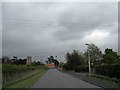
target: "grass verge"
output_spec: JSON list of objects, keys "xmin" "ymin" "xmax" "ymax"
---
[
  {"xmin": 3, "ymin": 68, "xmax": 47, "ymax": 88},
  {"xmin": 87, "ymin": 74, "xmax": 120, "ymax": 87}
]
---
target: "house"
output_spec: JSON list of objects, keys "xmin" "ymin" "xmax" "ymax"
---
[{"xmin": 45, "ymin": 63, "xmax": 55, "ymax": 68}]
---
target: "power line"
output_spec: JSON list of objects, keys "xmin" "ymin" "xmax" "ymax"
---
[
  {"xmin": 2, "ymin": 17, "xmax": 99, "ymax": 26},
  {"xmin": 2, "ymin": 17, "xmax": 114, "ymax": 28},
  {"xmin": 3, "ymin": 21, "xmax": 99, "ymax": 28}
]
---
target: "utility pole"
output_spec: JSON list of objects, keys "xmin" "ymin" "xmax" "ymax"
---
[{"xmin": 85, "ymin": 43, "xmax": 91, "ymax": 76}]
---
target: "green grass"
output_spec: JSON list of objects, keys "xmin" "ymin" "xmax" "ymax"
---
[
  {"xmin": 3, "ymin": 68, "xmax": 47, "ymax": 88},
  {"xmin": 86, "ymin": 74, "xmax": 120, "ymax": 87}
]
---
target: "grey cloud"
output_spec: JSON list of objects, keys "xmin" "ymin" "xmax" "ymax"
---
[
  {"xmin": 2, "ymin": 2, "xmax": 118, "ymax": 60},
  {"xmin": 0, "ymin": 2, "xmax": 2, "ymax": 57},
  {"xmin": 53, "ymin": 2, "xmax": 117, "ymax": 41},
  {"xmin": 118, "ymin": 2, "xmax": 120, "ymax": 54}
]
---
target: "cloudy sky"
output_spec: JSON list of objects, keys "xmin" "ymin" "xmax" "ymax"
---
[
  {"xmin": 0, "ymin": 2, "xmax": 2, "ymax": 58},
  {"xmin": 2, "ymin": 2, "xmax": 118, "ymax": 62}
]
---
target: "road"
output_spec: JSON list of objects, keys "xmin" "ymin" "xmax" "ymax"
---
[{"xmin": 31, "ymin": 69, "xmax": 100, "ymax": 88}]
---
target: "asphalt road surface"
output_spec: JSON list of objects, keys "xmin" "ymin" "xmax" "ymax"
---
[{"xmin": 31, "ymin": 69, "xmax": 100, "ymax": 88}]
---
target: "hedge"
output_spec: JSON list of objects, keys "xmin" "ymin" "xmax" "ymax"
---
[
  {"xmin": 63, "ymin": 64, "xmax": 72, "ymax": 71},
  {"xmin": 94, "ymin": 64, "xmax": 120, "ymax": 79},
  {"xmin": 74, "ymin": 65, "xmax": 89, "ymax": 72}
]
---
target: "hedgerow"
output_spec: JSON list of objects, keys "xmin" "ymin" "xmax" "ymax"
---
[{"xmin": 94, "ymin": 64, "xmax": 120, "ymax": 79}]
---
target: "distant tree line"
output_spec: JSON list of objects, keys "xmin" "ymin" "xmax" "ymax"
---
[
  {"xmin": 31, "ymin": 61, "xmax": 44, "ymax": 66},
  {"xmin": 2, "ymin": 56, "xmax": 44, "ymax": 66},
  {"xmin": 2, "ymin": 56, "xmax": 27, "ymax": 65}
]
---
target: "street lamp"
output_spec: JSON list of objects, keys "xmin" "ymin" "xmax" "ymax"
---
[{"xmin": 85, "ymin": 43, "xmax": 91, "ymax": 76}]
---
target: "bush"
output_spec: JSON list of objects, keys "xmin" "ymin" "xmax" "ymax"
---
[
  {"xmin": 95, "ymin": 64, "xmax": 120, "ymax": 79},
  {"xmin": 91, "ymin": 74, "xmax": 120, "ymax": 83},
  {"xmin": 74, "ymin": 66, "xmax": 81, "ymax": 72},
  {"xmin": 74, "ymin": 65, "xmax": 88, "ymax": 72},
  {"xmin": 63, "ymin": 64, "xmax": 70, "ymax": 71}
]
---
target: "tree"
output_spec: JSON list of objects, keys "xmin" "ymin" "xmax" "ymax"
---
[
  {"xmin": 18, "ymin": 58, "xmax": 27, "ymax": 65},
  {"xmin": 11, "ymin": 56, "xmax": 19, "ymax": 64},
  {"xmin": 53, "ymin": 59, "xmax": 59, "ymax": 67},
  {"xmin": 2, "ymin": 56, "xmax": 11, "ymax": 64},
  {"xmin": 31, "ymin": 61, "xmax": 43, "ymax": 66},
  {"xmin": 65, "ymin": 50, "xmax": 85, "ymax": 70},
  {"xmin": 85, "ymin": 43, "xmax": 102, "ymax": 65},
  {"xmin": 46, "ymin": 56, "xmax": 59, "ymax": 67},
  {"xmin": 59, "ymin": 62, "xmax": 65, "ymax": 68},
  {"xmin": 46, "ymin": 61, "xmax": 48, "ymax": 64},
  {"xmin": 11, "ymin": 56, "xmax": 27, "ymax": 65},
  {"xmin": 47, "ymin": 56, "xmax": 54, "ymax": 63},
  {"xmin": 102, "ymin": 48, "xmax": 120, "ymax": 64}
]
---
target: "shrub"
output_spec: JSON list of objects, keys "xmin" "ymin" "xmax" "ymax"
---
[
  {"xmin": 95, "ymin": 64, "xmax": 120, "ymax": 79},
  {"xmin": 63, "ymin": 64, "xmax": 70, "ymax": 71},
  {"xmin": 74, "ymin": 65, "xmax": 89, "ymax": 72},
  {"xmin": 74, "ymin": 66, "xmax": 81, "ymax": 72}
]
